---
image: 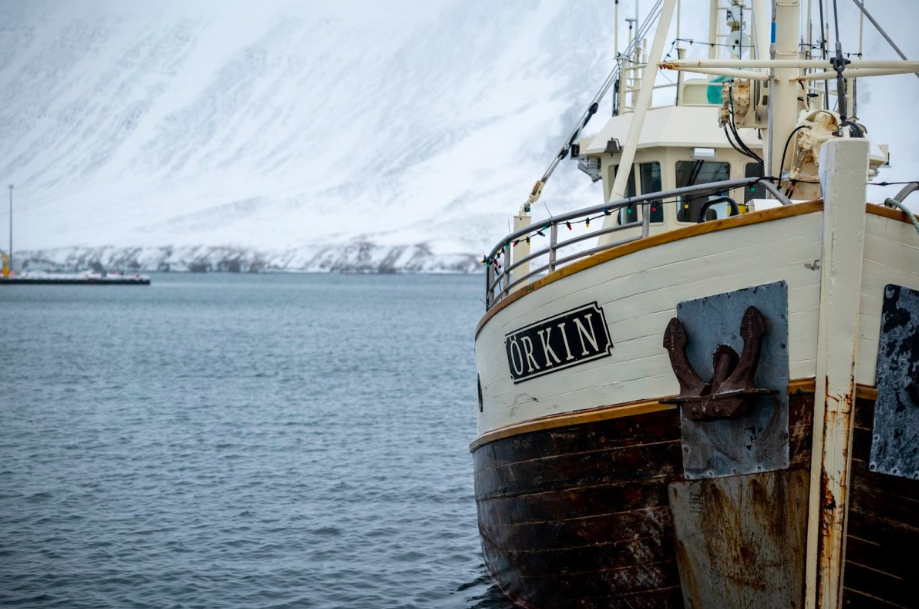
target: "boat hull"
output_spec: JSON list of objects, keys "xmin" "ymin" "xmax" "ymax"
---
[
  {"xmin": 472, "ymin": 200, "xmax": 919, "ymax": 607},
  {"xmin": 473, "ymin": 391, "xmax": 816, "ymax": 608}
]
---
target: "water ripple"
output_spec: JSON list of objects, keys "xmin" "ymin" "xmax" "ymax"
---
[{"xmin": 0, "ymin": 274, "xmax": 511, "ymax": 609}]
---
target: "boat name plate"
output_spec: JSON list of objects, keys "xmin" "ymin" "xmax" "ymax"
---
[{"xmin": 504, "ymin": 302, "xmax": 613, "ymax": 383}]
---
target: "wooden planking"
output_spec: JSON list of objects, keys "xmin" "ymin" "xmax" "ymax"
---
[
  {"xmin": 482, "ymin": 505, "xmax": 674, "ymax": 552},
  {"xmin": 474, "ymin": 392, "xmax": 819, "ymax": 609},
  {"xmin": 476, "ymin": 210, "xmax": 823, "ymax": 435},
  {"xmin": 842, "ymin": 396, "xmax": 919, "ymax": 608},
  {"xmin": 480, "ymin": 541, "xmax": 684, "ymax": 609},
  {"xmin": 475, "ymin": 438, "xmax": 683, "ymax": 501},
  {"xmin": 478, "ymin": 245, "xmax": 819, "ymax": 431},
  {"xmin": 476, "ymin": 213, "xmax": 819, "ymax": 369},
  {"xmin": 855, "ymin": 214, "xmax": 919, "ymax": 386},
  {"xmin": 474, "ymin": 401, "xmax": 680, "ymax": 466},
  {"xmin": 472, "ymin": 380, "xmax": 819, "ymax": 455},
  {"xmin": 865, "ymin": 204, "xmax": 919, "ymax": 225},
  {"xmin": 474, "ymin": 408, "xmax": 684, "ymax": 608},
  {"xmin": 485, "ymin": 533, "xmax": 677, "ymax": 575},
  {"xmin": 471, "ymin": 398, "xmax": 677, "ymax": 452},
  {"xmin": 476, "ymin": 200, "xmax": 824, "ymax": 337},
  {"xmin": 477, "ymin": 477, "xmax": 674, "ymax": 525}
]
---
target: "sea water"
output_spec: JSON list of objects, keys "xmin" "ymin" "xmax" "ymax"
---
[{"xmin": 0, "ymin": 274, "xmax": 512, "ymax": 609}]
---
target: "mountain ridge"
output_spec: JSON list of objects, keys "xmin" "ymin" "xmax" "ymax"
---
[{"xmin": 2, "ymin": 0, "xmax": 917, "ymax": 273}]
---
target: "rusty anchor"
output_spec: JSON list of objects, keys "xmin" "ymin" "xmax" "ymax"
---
[{"xmin": 662, "ymin": 306, "xmax": 777, "ymax": 421}]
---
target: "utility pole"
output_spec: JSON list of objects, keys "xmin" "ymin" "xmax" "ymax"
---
[{"xmin": 8, "ymin": 185, "xmax": 12, "ymax": 276}]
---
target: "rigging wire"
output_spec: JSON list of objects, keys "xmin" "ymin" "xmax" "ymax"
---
[
  {"xmin": 522, "ymin": 0, "xmax": 664, "ymax": 212},
  {"xmin": 818, "ymin": 0, "xmax": 827, "ymax": 60},
  {"xmin": 831, "ymin": 0, "xmax": 841, "ymax": 45},
  {"xmin": 851, "ymin": 0, "xmax": 919, "ymax": 82}
]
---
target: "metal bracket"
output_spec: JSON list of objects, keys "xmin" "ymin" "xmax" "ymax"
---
[
  {"xmin": 668, "ymin": 282, "xmax": 790, "ymax": 480},
  {"xmin": 663, "ymin": 306, "xmax": 777, "ymax": 421},
  {"xmin": 870, "ymin": 284, "xmax": 919, "ymax": 479}
]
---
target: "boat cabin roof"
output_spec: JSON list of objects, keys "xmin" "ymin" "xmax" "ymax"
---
[{"xmin": 583, "ymin": 105, "xmax": 761, "ymax": 157}]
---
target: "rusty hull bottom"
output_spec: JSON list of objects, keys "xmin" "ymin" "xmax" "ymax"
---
[{"xmin": 472, "ymin": 393, "xmax": 814, "ymax": 609}]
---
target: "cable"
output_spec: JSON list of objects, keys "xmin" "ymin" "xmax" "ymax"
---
[
  {"xmin": 724, "ymin": 125, "xmax": 757, "ymax": 161},
  {"xmin": 727, "ymin": 83, "xmax": 764, "ymax": 164},
  {"xmin": 779, "ymin": 125, "xmax": 808, "ymax": 187},
  {"xmin": 818, "ymin": 0, "xmax": 827, "ymax": 60},
  {"xmin": 852, "ymin": 0, "xmax": 919, "ymax": 82}
]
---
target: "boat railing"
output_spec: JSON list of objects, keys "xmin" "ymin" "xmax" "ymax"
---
[{"xmin": 484, "ymin": 176, "xmax": 791, "ymax": 309}]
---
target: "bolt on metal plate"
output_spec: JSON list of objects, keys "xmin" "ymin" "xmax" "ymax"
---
[
  {"xmin": 676, "ymin": 281, "xmax": 790, "ymax": 479},
  {"xmin": 870, "ymin": 285, "xmax": 919, "ymax": 480}
]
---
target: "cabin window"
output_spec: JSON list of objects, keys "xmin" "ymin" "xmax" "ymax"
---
[
  {"xmin": 744, "ymin": 162, "xmax": 765, "ymax": 202},
  {"xmin": 612, "ymin": 165, "xmax": 638, "ymax": 225},
  {"xmin": 675, "ymin": 160, "xmax": 731, "ymax": 222},
  {"xmin": 639, "ymin": 162, "xmax": 664, "ymax": 223}
]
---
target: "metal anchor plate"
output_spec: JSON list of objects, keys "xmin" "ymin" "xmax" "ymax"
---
[
  {"xmin": 672, "ymin": 281, "xmax": 790, "ymax": 479},
  {"xmin": 664, "ymin": 306, "xmax": 778, "ymax": 421},
  {"xmin": 870, "ymin": 285, "xmax": 919, "ymax": 480}
]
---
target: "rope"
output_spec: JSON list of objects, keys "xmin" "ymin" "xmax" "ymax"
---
[{"xmin": 885, "ymin": 198, "xmax": 919, "ymax": 239}]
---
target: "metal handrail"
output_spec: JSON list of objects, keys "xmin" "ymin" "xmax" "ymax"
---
[
  {"xmin": 484, "ymin": 177, "xmax": 793, "ymax": 309},
  {"xmin": 554, "ymin": 236, "xmax": 643, "ymax": 267},
  {"xmin": 554, "ymin": 218, "xmax": 644, "ymax": 250},
  {"xmin": 504, "ymin": 263, "xmax": 552, "ymax": 294}
]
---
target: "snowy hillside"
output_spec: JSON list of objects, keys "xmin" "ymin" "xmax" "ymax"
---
[{"xmin": 1, "ymin": 0, "xmax": 917, "ymax": 273}]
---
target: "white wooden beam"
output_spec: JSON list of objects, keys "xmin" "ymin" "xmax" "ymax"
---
[{"xmin": 804, "ymin": 138, "xmax": 870, "ymax": 609}]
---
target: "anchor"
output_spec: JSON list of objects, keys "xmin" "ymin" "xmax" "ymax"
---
[{"xmin": 662, "ymin": 306, "xmax": 777, "ymax": 421}]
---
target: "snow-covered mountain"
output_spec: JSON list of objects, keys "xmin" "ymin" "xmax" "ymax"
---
[{"xmin": 1, "ymin": 0, "xmax": 917, "ymax": 273}]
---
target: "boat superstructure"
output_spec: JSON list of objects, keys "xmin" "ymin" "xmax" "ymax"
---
[{"xmin": 471, "ymin": 1, "xmax": 919, "ymax": 607}]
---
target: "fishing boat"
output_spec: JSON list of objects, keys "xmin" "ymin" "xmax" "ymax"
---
[{"xmin": 471, "ymin": 1, "xmax": 919, "ymax": 607}]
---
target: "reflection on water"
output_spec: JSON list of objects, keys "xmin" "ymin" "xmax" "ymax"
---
[{"xmin": 0, "ymin": 274, "xmax": 514, "ymax": 608}]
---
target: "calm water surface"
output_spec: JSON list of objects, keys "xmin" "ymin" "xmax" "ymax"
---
[{"xmin": 0, "ymin": 274, "xmax": 513, "ymax": 608}]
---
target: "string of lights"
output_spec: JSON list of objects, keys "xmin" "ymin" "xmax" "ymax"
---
[
  {"xmin": 675, "ymin": 37, "xmax": 754, "ymax": 50},
  {"xmin": 663, "ymin": 38, "xmax": 755, "ymax": 61},
  {"xmin": 800, "ymin": 42, "xmax": 863, "ymax": 58},
  {"xmin": 483, "ymin": 178, "xmax": 919, "ymax": 265},
  {"xmin": 481, "ymin": 181, "xmax": 781, "ymax": 267}
]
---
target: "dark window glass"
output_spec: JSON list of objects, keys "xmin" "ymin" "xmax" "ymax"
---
[
  {"xmin": 675, "ymin": 161, "xmax": 731, "ymax": 222},
  {"xmin": 613, "ymin": 165, "xmax": 638, "ymax": 225},
  {"xmin": 640, "ymin": 162, "xmax": 663, "ymax": 223},
  {"xmin": 744, "ymin": 162, "xmax": 765, "ymax": 202}
]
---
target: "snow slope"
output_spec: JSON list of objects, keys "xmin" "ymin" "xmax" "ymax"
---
[{"xmin": 1, "ymin": 0, "xmax": 917, "ymax": 272}]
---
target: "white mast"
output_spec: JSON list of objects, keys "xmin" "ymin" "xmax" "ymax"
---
[
  {"xmin": 766, "ymin": 0, "xmax": 801, "ymax": 179},
  {"xmin": 605, "ymin": 0, "xmax": 677, "ymax": 208}
]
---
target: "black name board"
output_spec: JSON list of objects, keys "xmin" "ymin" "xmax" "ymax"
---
[{"xmin": 505, "ymin": 302, "xmax": 613, "ymax": 383}]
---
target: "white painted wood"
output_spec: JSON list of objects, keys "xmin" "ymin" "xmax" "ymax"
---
[
  {"xmin": 475, "ymin": 210, "xmax": 823, "ymax": 436},
  {"xmin": 804, "ymin": 139, "xmax": 870, "ymax": 609},
  {"xmin": 855, "ymin": 217, "xmax": 919, "ymax": 385}
]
